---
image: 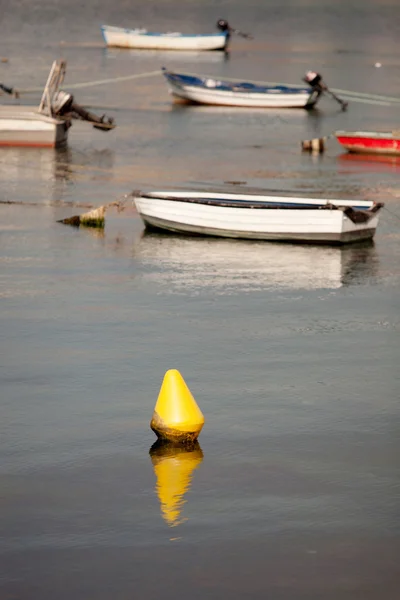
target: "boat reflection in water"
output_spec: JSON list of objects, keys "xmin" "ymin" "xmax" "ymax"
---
[
  {"xmin": 149, "ymin": 439, "xmax": 203, "ymax": 528},
  {"xmin": 0, "ymin": 145, "xmax": 115, "ymax": 180},
  {"xmin": 134, "ymin": 232, "xmax": 379, "ymax": 293},
  {"xmin": 0, "ymin": 145, "xmax": 116, "ymax": 206},
  {"xmin": 104, "ymin": 48, "xmax": 228, "ymax": 64},
  {"xmin": 338, "ymin": 151, "xmax": 400, "ymax": 171},
  {"xmin": 0, "ymin": 146, "xmax": 67, "ymax": 185}
]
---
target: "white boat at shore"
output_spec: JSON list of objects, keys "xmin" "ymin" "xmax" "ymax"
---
[
  {"xmin": 134, "ymin": 190, "xmax": 383, "ymax": 245},
  {"xmin": 161, "ymin": 69, "xmax": 321, "ymax": 108},
  {"xmin": 0, "ymin": 105, "xmax": 69, "ymax": 148},
  {"xmin": 0, "ymin": 62, "xmax": 70, "ymax": 148},
  {"xmin": 0, "ymin": 61, "xmax": 115, "ymax": 149}
]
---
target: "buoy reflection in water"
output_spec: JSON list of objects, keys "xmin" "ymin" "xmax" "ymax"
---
[{"xmin": 149, "ymin": 440, "xmax": 203, "ymax": 528}]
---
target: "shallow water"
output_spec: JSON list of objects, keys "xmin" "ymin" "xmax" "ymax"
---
[{"xmin": 1, "ymin": 1, "xmax": 400, "ymax": 598}]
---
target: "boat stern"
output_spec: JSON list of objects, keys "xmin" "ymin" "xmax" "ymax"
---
[{"xmin": 304, "ymin": 87, "xmax": 323, "ymax": 109}]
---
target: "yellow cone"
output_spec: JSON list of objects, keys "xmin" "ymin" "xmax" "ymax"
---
[
  {"xmin": 150, "ymin": 369, "xmax": 205, "ymax": 443},
  {"xmin": 150, "ymin": 440, "xmax": 203, "ymax": 527}
]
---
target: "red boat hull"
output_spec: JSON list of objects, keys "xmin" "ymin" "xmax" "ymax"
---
[{"xmin": 335, "ymin": 131, "xmax": 400, "ymax": 156}]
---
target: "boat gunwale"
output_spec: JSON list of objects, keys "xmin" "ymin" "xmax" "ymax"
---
[
  {"xmin": 335, "ymin": 130, "xmax": 400, "ymax": 141},
  {"xmin": 137, "ymin": 193, "xmax": 381, "ymax": 213}
]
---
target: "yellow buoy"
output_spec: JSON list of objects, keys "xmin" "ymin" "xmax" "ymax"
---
[
  {"xmin": 150, "ymin": 440, "xmax": 203, "ymax": 527},
  {"xmin": 150, "ymin": 369, "xmax": 205, "ymax": 443}
]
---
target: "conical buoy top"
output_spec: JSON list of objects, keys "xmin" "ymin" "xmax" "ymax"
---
[{"xmin": 150, "ymin": 369, "xmax": 205, "ymax": 443}]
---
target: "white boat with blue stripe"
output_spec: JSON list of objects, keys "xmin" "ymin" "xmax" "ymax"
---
[
  {"xmin": 134, "ymin": 190, "xmax": 383, "ymax": 245},
  {"xmin": 162, "ymin": 69, "xmax": 322, "ymax": 108},
  {"xmin": 100, "ymin": 20, "xmax": 241, "ymax": 51}
]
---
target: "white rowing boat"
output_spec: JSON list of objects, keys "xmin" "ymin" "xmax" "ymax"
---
[
  {"xmin": 0, "ymin": 106, "xmax": 69, "ymax": 148},
  {"xmin": 0, "ymin": 61, "xmax": 115, "ymax": 148},
  {"xmin": 161, "ymin": 69, "xmax": 321, "ymax": 108},
  {"xmin": 101, "ymin": 25, "xmax": 229, "ymax": 51},
  {"xmin": 134, "ymin": 190, "xmax": 383, "ymax": 245},
  {"xmin": 0, "ymin": 62, "xmax": 70, "ymax": 148}
]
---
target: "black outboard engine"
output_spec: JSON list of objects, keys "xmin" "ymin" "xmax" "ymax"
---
[
  {"xmin": 216, "ymin": 18, "xmax": 252, "ymax": 41},
  {"xmin": 217, "ymin": 19, "xmax": 231, "ymax": 33},
  {"xmin": 303, "ymin": 71, "xmax": 325, "ymax": 92},
  {"xmin": 52, "ymin": 91, "xmax": 115, "ymax": 130},
  {"xmin": 303, "ymin": 70, "xmax": 348, "ymax": 110}
]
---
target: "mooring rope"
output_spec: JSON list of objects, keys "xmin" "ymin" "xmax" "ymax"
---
[
  {"xmin": 383, "ymin": 206, "xmax": 400, "ymax": 222},
  {"xmin": 333, "ymin": 97, "xmax": 391, "ymax": 106},
  {"xmin": 18, "ymin": 69, "xmax": 162, "ymax": 94},
  {"xmin": 14, "ymin": 67, "xmax": 400, "ymax": 105},
  {"xmin": 330, "ymin": 88, "xmax": 400, "ymax": 104}
]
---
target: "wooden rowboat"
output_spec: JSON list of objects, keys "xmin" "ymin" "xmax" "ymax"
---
[
  {"xmin": 134, "ymin": 190, "xmax": 383, "ymax": 245},
  {"xmin": 161, "ymin": 69, "xmax": 321, "ymax": 108},
  {"xmin": 335, "ymin": 130, "xmax": 400, "ymax": 155}
]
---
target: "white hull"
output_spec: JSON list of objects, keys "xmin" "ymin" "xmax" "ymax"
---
[
  {"xmin": 167, "ymin": 82, "xmax": 314, "ymax": 108},
  {"xmin": 134, "ymin": 192, "xmax": 381, "ymax": 244},
  {"xmin": 0, "ymin": 106, "xmax": 68, "ymax": 148},
  {"xmin": 101, "ymin": 26, "xmax": 227, "ymax": 50}
]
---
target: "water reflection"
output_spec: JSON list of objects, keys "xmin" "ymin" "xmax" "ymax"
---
[
  {"xmin": 0, "ymin": 147, "xmax": 63, "ymax": 184},
  {"xmin": 337, "ymin": 152, "xmax": 400, "ymax": 171},
  {"xmin": 149, "ymin": 440, "xmax": 203, "ymax": 528},
  {"xmin": 169, "ymin": 103, "xmax": 315, "ymax": 117},
  {"xmin": 104, "ymin": 48, "xmax": 228, "ymax": 63},
  {"xmin": 0, "ymin": 146, "xmax": 81, "ymax": 185},
  {"xmin": 0, "ymin": 145, "xmax": 115, "ymax": 180},
  {"xmin": 134, "ymin": 232, "xmax": 379, "ymax": 293}
]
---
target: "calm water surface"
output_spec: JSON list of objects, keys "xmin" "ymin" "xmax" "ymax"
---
[{"xmin": 1, "ymin": 1, "xmax": 399, "ymax": 598}]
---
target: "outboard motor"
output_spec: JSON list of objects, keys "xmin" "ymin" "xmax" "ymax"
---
[
  {"xmin": 217, "ymin": 19, "xmax": 231, "ymax": 33},
  {"xmin": 52, "ymin": 90, "xmax": 115, "ymax": 131},
  {"xmin": 216, "ymin": 18, "xmax": 252, "ymax": 41},
  {"xmin": 303, "ymin": 70, "xmax": 348, "ymax": 110},
  {"xmin": 303, "ymin": 71, "xmax": 325, "ymax": 91}
]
